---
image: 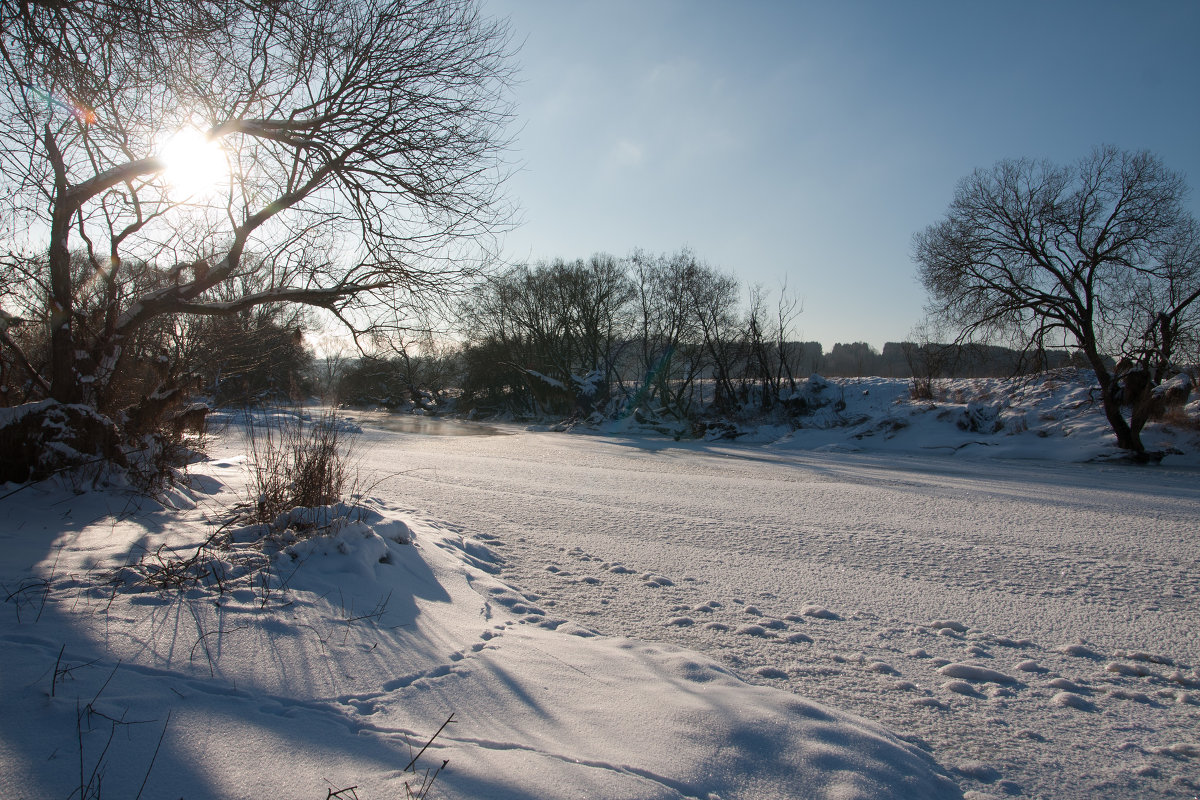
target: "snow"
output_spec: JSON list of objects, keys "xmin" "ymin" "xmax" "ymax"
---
[
  {"xmin": 1, "ymin": 449, "xmax": 957, "ymax": 799},
  {"xmin": 3, "ymin": 372, "xmax": 1200, "ymax": 799},
  {"xmin": 524, "ymin": 369, "xmax": 566, "ymax": 391}
]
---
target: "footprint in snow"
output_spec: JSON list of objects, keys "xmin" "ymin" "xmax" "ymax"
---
[
  {"xmin": 557, "ymin": 622, "xmax": 598, "ymax": 637},
  {"xmin": 937, "ymin": 662, "xmax": 1018, "ymax": 684},
  {"xmin": 1147, "ymin": 743, "xmax": 1200, "ymax": 758},
  {"xmin": 954, "ymin": 761, "xmax": 1001, "ymax": 783},
  {"xmin": 943, "ymin": 680, "xmax": 983, "ymax": 698},
  {"xmin": 486, "ymin": 587, "xmax": 546, "ymax": 616},
  {"xmin": 1106, "ymin": 688, "xmax": 1154, "ymax": 704},
  {"xmin": 1114, "ymin": 649, "xmax": 1175, "ymax": 666},
  {"xmin": 800, "ymin": 605, "xmax": 841, "ymax": 620},
  {"xmin": 911, "ymin": 697, "xmax": 946, "ymax": 709},
  {"xmin": 1105, "ymin": 661, "xmax": 1152, "ymax": 677},
  {"xmin": 734, "ymin": 624, "xmax": 772, "ymax": 638},
  {"xmin": 1055, "ymin": 642, "xmax": 1103, "ymax": 659},
  {"xmin": 989, "ymin": 636, "xmax": 1032, "ymax": 648},
  {"xmin": 755, "ymin": 666, "xmax": 789, "ymax": 679},
  {"xmin": 1051, "ymin": 691, "xmax": 1095, "ymax": 711},
  {"xmin": 928, "ymin": 619, "xmax": 968, "ymax": 633}
]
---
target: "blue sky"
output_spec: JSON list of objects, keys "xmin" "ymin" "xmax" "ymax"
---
[{"xmin": 481, "ymin": 0, "xmax": 1200, "ymax": 350}]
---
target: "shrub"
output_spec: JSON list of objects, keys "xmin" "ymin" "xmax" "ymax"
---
[{"xmin": 243, "ymin": 409, "xmax": 359, "ymax": 523}]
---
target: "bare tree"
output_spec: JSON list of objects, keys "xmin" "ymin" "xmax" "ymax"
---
[
  {"xmin": 0, "ymin": 0, "xmax": 513, "ymax": 447},
  {"xmin": 738, "ymin": 284, "xmax": 802, "ymax": 411},
  {"xmin": 628, "ymin": 249, "xmax": 716, "ymax": 418},
  {"xmin": 685, "ymin": 265, "xmax": 739, "ymax": 413},
  {"xmin": 914, "ymin": 146, "xmax": 1200, "ymax": 456},
  {"xmin": 456, "ymin": 255, "xmax": 635, "ymax": 415}
]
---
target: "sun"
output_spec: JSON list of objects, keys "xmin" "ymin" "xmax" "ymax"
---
[{"xmin": 158, "ymin": 124, "xmax": 228, "ymax": 199}]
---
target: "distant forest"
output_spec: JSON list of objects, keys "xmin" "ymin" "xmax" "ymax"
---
[{"xmin": 805, "ymin": 340, "xmax": 1084, "ymax": 379}]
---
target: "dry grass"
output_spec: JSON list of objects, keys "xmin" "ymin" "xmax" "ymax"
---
[
  {"xmin": 1155, "ymin": 404, "xmax": 1200, "ymax": 432},
  {"xmin": 244, "ymin": 409, "xmax": 359, "ymax": 524}
]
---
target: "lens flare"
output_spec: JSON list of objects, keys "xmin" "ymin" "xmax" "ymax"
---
[{"xmin": 20, "ymin": 82, "xmax": 95, "ymax": 124}]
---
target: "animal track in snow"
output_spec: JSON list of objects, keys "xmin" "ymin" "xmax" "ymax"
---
[
  {"xmin": 800, "ymin": 605, "xmax": 841, "ymax": 620},
  {"xmin": 1051, "ymin": 691, "xmax": 1095, "ymax": 711},
  {"xmin": 943, "ymin": 680, "xmax": 983, "ymax": 697},
  {"xmin": 937, "ymin": 662, "xmax": 1017, "ymax": 685},
  {"xmin": 756, "ymin": 666, "xmax": 789, "ymax": 679},
  {"xmin": 1056, "ymin": 642, "xmax": 1103, "ymax": 659},
  {"xmin": 734, "ymin": 624, "xmax": 772, "ymax": 638}
]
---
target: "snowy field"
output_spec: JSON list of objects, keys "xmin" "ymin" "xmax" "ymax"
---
[{"xmin": 2, "ymin": 374, "xmax": 1199, "ymax": 799}]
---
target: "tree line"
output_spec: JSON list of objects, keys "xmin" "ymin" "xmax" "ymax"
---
[{"xmin": 313, "ymin": 250, "xmax": 1092, "ymax": 420}]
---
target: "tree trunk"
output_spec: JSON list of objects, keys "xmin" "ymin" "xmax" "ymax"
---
[
  {"xmin": 45, "ymin": 126, "xmax": 81, "ymax": 404},
  {"xmin": 48, "ymin": 222, "xmax": 80, "ymax": 404},
  {"xmin": 1089, "ymin": 357, "xmax": 1144, "ymax": 453}
]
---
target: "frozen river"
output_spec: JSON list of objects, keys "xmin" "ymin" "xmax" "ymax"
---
[{"xmin": 360, "ymin": 421, "xmax": 1200, "ymax": 800}]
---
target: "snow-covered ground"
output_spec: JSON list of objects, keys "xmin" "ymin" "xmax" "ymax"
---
[{"xmin": 3, "ymin": 373, "xmax": 1199, "ymax": 799}]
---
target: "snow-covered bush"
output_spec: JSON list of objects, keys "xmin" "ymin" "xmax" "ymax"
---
[{"xmin": 959, "ymin": 402, "xmax": 1004, "ymax": 434}]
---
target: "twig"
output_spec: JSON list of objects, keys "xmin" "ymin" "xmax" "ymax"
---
[
  {"xmin": 134, "ymin": 710, "xmax": 171, "ymax": 800},
  {"xmin": 88, "ymin": 660, "xmax": 122, "ymax": 709},
  {"xmin": 189, "ymin": 624, "xmax": 251, "ymax": 676},
  {"xmin": 345, "ymin": 591, "xmax": 392, "ymax": 623},
  {"xmin": 404, "ymin": 714, "xmax": 456, "ymax": 772},
  {"xmin": 51, "ymin": 644, "xmax": 65, "ymax": 698}
]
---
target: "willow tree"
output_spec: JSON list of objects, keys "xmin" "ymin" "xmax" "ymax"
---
[
  {"xmin": 0, "ymin": 0, "xmax": 513, "ymax": 471},
  {"xmin": 914, "ymin": 147, "xmax": 1200, "ymax": 455}
]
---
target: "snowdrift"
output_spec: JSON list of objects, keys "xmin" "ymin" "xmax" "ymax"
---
[
  {"xmin": 574, "ymin": 370, "xmax": 1200, "ymax": 465},
  {"xmin": 0, "ymin": 453, "xmax": 960, "ymax": 799}
]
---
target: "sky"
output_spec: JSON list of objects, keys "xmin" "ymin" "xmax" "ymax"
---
[{"xmin": 480, "ymin": 0, "xmax": 1200, "ymax": 351}]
